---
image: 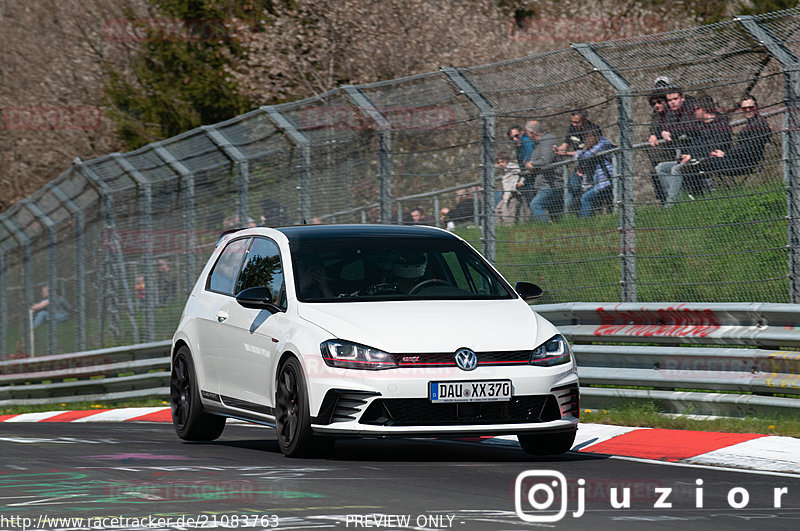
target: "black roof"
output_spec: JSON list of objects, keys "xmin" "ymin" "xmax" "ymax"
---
[{"xmin": 276, "ymin": 224, "xmax": 457, "ymax": 241}]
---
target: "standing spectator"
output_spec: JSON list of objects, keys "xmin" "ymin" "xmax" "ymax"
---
[
  {"xmin": 646, "ymin": 91, "xmax": 672, "ymax": 204},
  {"xmin": 494, "ymin": 152, "xmax": 521, "ymax": 225},
  {"xmin": 443, "ymin": 188, "xmax": 477, "ymax": 227},
  {"xmin": 553, "ymin": 108, "xmax": 602, "ymax": 212},
  {"xmin": 656, "ymin": 95, "xmax": 732, "ymax": 205},
  {"xmin": 135, "ymin": 275, "xmax": 146, "ymax": 308},
  {"xmin": 30, "ymin": 286, "xmax": 71, "ymax": 328},
  {"xmin": 156, "ymin": 258, "xmax": 177, "ymax": 304},
  {"xmin": 508, "ymin": 125, "xmax": 536, "ymax": 211},
  {"xmin": 409, "ymin": 207, "xmax": 429, "ymax": 225},
  {"xmin": 696, "ymin": 95, "xmax": 772, "ymax": 184},
  {"xmin": 575, "ymin": 127, "xmax": 615, "ymax": 217},
  {"xmin": 522, "ymin": 122, "xmax": 560, "ymax": 222}
]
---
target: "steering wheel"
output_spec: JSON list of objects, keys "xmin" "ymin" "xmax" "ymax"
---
[{"xmin": 409, "ymin": 278, "xmax": 450, "ymax": 294}]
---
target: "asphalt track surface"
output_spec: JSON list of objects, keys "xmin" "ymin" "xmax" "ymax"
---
[{"xmin": 1, "ymin": 422, "xmax": 800, "ymax": 530}]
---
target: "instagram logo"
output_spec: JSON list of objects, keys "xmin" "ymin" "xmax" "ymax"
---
[{"xmin": 514, "ymin": 470, "xmax": 584, "ymax": 522}]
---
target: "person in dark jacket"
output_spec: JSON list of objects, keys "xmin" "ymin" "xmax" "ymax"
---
[
  {"xmin": 695, "ymin": 95, "xmax": 772, "ymax": 184},
  {"xmin": 646, "ymin": 91, "xmax": 672, "ymax": 204},
  {"xmin": 656, "ymin": 95, "xmax": 732, "ymax": 205}
]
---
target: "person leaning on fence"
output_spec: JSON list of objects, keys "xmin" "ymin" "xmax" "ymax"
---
[
  {"xmin": 659, "ymin": 86, "xmax": 697, "ymax": 148},
  {"xmin": 574, "ymin": 126, "xmax": 614, "ymax": 218},
  {"xmin": 553, "ymin": 108, "xmax": 602, "ymax": 212},
  {"xmin": 693, "ymin": 95, "xmax": 772, "ymax": 186},
  {"xmin": 494, "ymin": 152, "xmax": 522, "ymax": 226},
  {"xmin": 30, "ymin": 285, "xmax": 71, "ymax": 328},
  {"xmin": 656, "ymin": 95, "xmax": 732, "ymax": 206},
  {"xmin": 523, "ymin": 121, "xmax": 561, "ymax": 222}
]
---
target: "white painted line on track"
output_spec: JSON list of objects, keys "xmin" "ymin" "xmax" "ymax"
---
[
  {"xmin": 4, "ymin": 411, "xmax": 69, "ymax": 422},
  {"xmin": 686, "ymin": 435, "xmax": 800, "ymax": 474}
]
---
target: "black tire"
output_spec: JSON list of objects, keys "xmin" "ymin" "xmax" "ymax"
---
[
  {"xmin": 170, "ymin": 345, "xmax": 226, "ymax": 441},
  {"xmin": 518, "ymin": 430, "xmax": 576, "ymax": 456},
  {"xmin": 275, "ymin": 357, "xmax": 334, "ymax": 457}
]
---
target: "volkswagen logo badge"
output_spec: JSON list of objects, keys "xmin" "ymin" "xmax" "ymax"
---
[{"xmin": 454, "ymin": 348, "xmax": 478, "ymax": 371}]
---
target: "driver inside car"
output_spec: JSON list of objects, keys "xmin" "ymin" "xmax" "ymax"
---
[{"xmin": 387, "ymin": 251, "xmax": 428, "ymax": 293}]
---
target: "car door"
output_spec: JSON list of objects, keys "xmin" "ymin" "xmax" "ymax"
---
[
  {"xmin": 217, "ymin": 236, "xmax": 287, "ymax": 411},
  {"xmin": 194, "ymin": 236, "xmax": 251, "ymax": 398}
]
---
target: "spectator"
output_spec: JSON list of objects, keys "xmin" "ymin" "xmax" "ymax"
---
[
  {"xmin": 30, "ymin": 285, "xmax": 71, "ymax": 328},
  {"xmin": 656, "ymin": 95, "xmax": 732, "ymax": 205},
  {"xmin": 443, "ymin": 188, "xmax": 477, "ymax": 227},
  {"xmin": 135, "ymin": 275, "xmax": 146, "ymax": 308},
  {"xmin": 508, "ymin": 125, "xmax": 536, "ymax": 209},
  {"xmin": 660, "ymin": 86, "xmax": 697, "ymax": 147},
  {"xmin": 408, "ymin": 207, "xmax": 429, "ymax": 225},
  {"xmin": 646, "ymin": 91, "xmax": 672, "ymax": 204},
  {"xmin": 695, "ymin": 95, "xmax": 772, "ymax": 185},
  {"xmin": 553, "ymin": 108, "xmax": 602, "ymax": 212},
  {"xmin": 156, "ymin": 258, "xmax": 177, "ymax": 304},
  {"xmin": 575, "ymin": 126, "xmax": 615, "ymax": 217},
  {"xmin": 494, "ymin": 152, "xmax": 522, "ymax": 225},
  {"xmin": 522, "ymin": 122, "xmax": 560, "ymax": 222}
]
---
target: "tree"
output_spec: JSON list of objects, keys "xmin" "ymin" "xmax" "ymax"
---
[{"xmin": 104, "ymin": 0, "xmax": 254, "ymax": 148}]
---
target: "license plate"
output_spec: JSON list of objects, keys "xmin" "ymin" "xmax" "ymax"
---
[{"xmin": 429, "ymin": 380, "xmax": 512, "ymax": 403}]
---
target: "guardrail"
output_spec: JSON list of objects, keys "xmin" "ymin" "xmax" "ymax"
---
[
  {"xmin": 536, "ymin": 302, "xmax": 800, "ymax": 417},
  {"xmin": 2, "ymin": 302, "xmax": 800, "ymax": 417},
  {"xmin": 0, "ymin": 340, "xmax": 171, "ymax": 406}
]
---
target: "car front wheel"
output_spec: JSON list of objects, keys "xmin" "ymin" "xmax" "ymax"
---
[
  {"xmin": 517, "ymin": 430, "xmax": 576, "ymax": 456},
  {"xmin": 275, "ymin": 357, "xmax": 334, "ymax": 457},
  {"xmin": 171, "ymin": 345, "xmax": 226, "ymax": 441}
]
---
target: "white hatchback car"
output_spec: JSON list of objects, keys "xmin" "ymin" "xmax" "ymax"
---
[{"xmin": 171, "ymin": 224, "xmax": 579, "ymax": 457}]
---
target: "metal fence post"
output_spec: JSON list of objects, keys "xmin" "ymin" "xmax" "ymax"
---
[
  {"xmin": 78, "ymin": 162, "xmax": 140, "ymax": 346},
  {"xmin": 342, "ymin": 86, "xmax": 393, "ymax": 224},
  {"xmin": 113, "ymin": 154, "xmax": 155, "ymax": 342},
  {"xmin": 22, "ymin": 200, "xmax": 59, "ymax": 354},
  {"xmin": 0, "ymin": 248, "xmax": 5, "ymax": 359},
  {"xmin": 573, "ymin": 44, "xmax": 636, "ymax": 302},
  {"xmin": 263, "ymin": 107, "xmax": 312, "ymax": 223},
  {"xmin": 153, "ymin": 144, "xmax": 197, "ymax": 290},
  {"xmin": 0, "ymin": 216, "xmax": 32, "ymax": 354},
  {"xmin": 441, "ymin": 67, "xmax": 496, "ymax": 263},
  {"xmin": 738, "ymin": 15, "xmax": 800, "ymax": 303},
  {"xmin": 203, "ymin": 126, "xmax": 250, "ymax": 226},
  {"xmin": 48, "ymin": 181, "xmax": 86, "ymax": 352}
]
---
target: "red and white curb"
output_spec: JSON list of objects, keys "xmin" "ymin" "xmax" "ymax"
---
[{"xmin": 3, "ymin": 408, "xmax": 800, "ymax": 474}]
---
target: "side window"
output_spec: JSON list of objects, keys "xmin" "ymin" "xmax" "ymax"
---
[
  {"xmin": 208, "ymin": 238, "xmax": 250, "ymax": 295},
  {"xmin": 236, "ymin": 238, "xmax": 286, "ymax": 309}
]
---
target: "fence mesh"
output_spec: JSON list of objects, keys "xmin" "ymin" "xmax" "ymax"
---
[{"xmin": 3, "ymin": 9, "xmax": 800, "ymax": 357}]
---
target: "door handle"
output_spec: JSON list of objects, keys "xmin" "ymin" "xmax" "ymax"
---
[{"xmin": 216, "ymin": 311, "xmax": 229, "ymax": 322}]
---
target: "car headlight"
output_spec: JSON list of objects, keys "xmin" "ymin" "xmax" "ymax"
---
[
  {"xmin": 320, "ymin": 340, "xmax": 398, "ymax": 370},
  {"xmin": 529, "ymin": 334, "xmax": 571, "ymax": 367}
]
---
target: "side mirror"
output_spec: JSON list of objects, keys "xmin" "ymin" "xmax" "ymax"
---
[
  {"xmin": 236, "ymin": 286, "xmax": 282, "ymax": 313},
  {"xmin": 515, "ymin": 281, "xmax": 543, "ymax": 303}
]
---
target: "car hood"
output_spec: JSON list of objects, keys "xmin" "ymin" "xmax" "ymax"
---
[{"xmin": 297, "ymin": 299, "xmax": 556, "ymax": 353}]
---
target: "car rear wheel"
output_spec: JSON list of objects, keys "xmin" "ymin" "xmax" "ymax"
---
[
  {"xmin": 171, "ymin": 346, "xmax": 226, "ymax": 441},
  {"xmin": 518, "ymin": 430, "xmax": 576, "ymax": 456},
  {"xmin": 275, "ymin": 357, "xmax": 334, "ymax": 457}
]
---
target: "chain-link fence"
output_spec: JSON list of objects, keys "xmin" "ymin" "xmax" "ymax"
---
[{"xmin": 3, "ymin": 9, "xmax": 800, "ymax": 358}]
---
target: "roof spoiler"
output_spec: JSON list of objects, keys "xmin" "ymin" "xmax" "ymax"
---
[{"xmin": 215, "ymin": 227, "xmax": 247, "ymax": 247}]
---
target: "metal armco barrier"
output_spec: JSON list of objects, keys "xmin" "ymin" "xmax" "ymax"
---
[
  {"xmin": 2, "ymin": 304, "xmax": 800, "ymax": 417},
  {"xmin": 0, "ymin": 340, "xmax": 170, "ymax": 406},
  {"xmin": 536, "ymin": 302, "xmax": 800, "ymax": 417}
]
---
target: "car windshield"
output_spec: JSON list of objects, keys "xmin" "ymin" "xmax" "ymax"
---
[{"xmin": 290, "ymin": 236, "xmax": 514, "ymax": 302}]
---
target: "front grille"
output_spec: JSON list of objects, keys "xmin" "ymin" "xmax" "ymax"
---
[
  {"xmin": 359, "ymin": 395, "xmax": 560, "ymax": 426},
  {"xmin": 391, "ymin": 350, "xmax": 531, "ymax": 368}
]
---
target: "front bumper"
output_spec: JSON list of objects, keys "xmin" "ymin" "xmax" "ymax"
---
[{"xmin": 305, "ymin": 362, "xmax": 579, "ymax": 437}]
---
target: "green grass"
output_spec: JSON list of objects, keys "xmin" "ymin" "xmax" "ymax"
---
[
  {"xmin": 582, "ymin": 401, "xmax": 800, "ymax": 437},
  {"xmin": 458, "ymin": 180, "xmax": 790, "ymax": 303}
]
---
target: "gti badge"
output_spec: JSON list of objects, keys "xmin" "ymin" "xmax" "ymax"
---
[{"xmin": 455, "ymin": 348, "xmax": 478, "ymax": 371}]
